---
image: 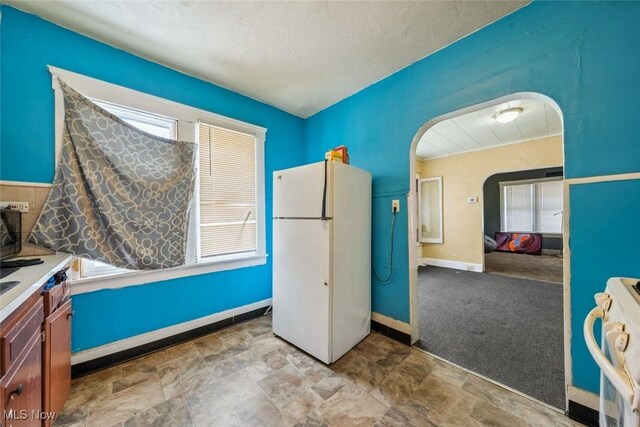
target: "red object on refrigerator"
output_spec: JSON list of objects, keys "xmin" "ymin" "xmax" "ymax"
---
[{"xmin": 334, "ymin": 146, "xmax": 349, "ymax": 164}]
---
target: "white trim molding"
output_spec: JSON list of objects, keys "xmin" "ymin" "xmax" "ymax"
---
[
  {"xmin": 70, "ymin": 255, "xmax": 267, "ymax": 295},
  {"xmin": 562, "ymin": 179, "xmax": 572, "ymax": 407},
  {"xmin": 565, "ymin": 171, "xmax": 640, "ymax": 186},
  {"xmin": 419, "ymin": 257, "xmax": 483, "ymax": 273},
  {"xmin": 567, "ymin": 385, "xmax": 599, "ymax": 410},
  {"xmin": 71, "ymin": 298, "xmax": 272, "ymax": 365},
  {"xmin": 48, "ymin": 66, "xmax": 267, "ymax": 137},
  {"xmin": 541, "ymin": 249, "xmax": 562, "ymax": 256},
  {"xmin": 371, "ymin": 311, "xmax": 413, "ymax": 335}
]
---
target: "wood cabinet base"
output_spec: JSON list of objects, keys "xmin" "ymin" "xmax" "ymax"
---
[{"xmin": 42, "ymin": 300, "xmax": 72, "ymax": 427}]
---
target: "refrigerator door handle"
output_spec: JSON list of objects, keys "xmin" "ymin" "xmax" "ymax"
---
[{"xmin": 321, "ymin": 159, "xmax": 330, "ymax": 220}]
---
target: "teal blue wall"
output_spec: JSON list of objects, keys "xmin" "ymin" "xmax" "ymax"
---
[
  {"xmin": 0, "ymin": 6, "xmax": 305, "ymax": 351},
  {"xmin": 569, "ymin": 180, "xmax": 640, "ymax": 391},
  {"xmin": 304, "ymin": 2, "xmax": 640, "ymax": 394}
]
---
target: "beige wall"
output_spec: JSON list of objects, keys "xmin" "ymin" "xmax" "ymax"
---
[
  {"xmin": 417, "ymin": 135, "xmax": 563, "ymax": 267},
  {"xmin": 0, "ymin": 183, "xmax": 55, "ymax": 256}
]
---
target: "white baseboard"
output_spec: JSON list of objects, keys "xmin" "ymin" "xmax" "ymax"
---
[
  {"xmin": 542, "ymin": 249, "xmax": 563, "ymax": 256},
  {"xmin": 419, "ymin": 257, "xmax": 483, "ymax": 273},
  {"xmin": 71, "ymin": 298, "xmax": 272, "ymax": 365},
  {"xmin": 371, "ymin": 312, "xmax": 413, "ymax": 335},
  {"xmin": 567, "ymin": 385, "xmax": 599, "ymax": 410}
]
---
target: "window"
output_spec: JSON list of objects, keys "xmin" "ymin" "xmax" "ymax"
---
[
  {"xmin": 94, "ymin": 100, "xmax": 177, "ymax": 139},
  {"xmin": 198, "ymin": 123, "xmax": 257, "ymax": 260},
  {"xmin": 50, "ymin": 66, "xmax": 267, "ymax": 287},
  {"xmin": 79, "ymin": 102, "xmax": 178, "ymax": 279},
  {"xmin": 500, "ymin": 178, "xmax": 563, "ymax": 235}
]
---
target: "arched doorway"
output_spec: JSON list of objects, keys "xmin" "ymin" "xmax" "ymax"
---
[{"xmin": 407, "ymin": 92, "xmax": 569, "ymax": 410}]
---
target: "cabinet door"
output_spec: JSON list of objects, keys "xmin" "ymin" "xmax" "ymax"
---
[
  {"xmin": 43, "ymin": 299, "xmax": 72, "ymax": 423},
  {"xmin": 1, "ymin": 330, "xmax": 42, "ymax": 427}
]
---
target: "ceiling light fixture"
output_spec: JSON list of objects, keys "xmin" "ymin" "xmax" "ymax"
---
[{"xmin": 494, "ymin": 108, "xmax": 522, "ymax": 123}]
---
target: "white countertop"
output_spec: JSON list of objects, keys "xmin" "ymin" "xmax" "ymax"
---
[{"xmin": 0, "ymin": 252, "xmax": 74, "ymax": 322}]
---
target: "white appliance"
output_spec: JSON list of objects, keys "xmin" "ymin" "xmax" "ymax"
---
[
  {"xmin": 584, "ymin": 277, "xmax": 640, "ymax": 426},
  {"xmin": 272, "ymin": 160, "xmax": 371, "ymax": 364}
]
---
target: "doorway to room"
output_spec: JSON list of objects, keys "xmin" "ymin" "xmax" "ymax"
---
[
  {"xmin": 483, "ymin": 168, "xmax": 564, "ymax": 284},
  {"xmin": 408, "ymin": 93, "xmax": 567, "ymax": 410}
]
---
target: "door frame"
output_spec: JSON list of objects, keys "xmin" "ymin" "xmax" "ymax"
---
[{"xmin": 406, "ymin": 91, "xmax": 570, "ymax": 410}]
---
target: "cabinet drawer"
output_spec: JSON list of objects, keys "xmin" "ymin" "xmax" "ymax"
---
[
  {"xmin": 0, "ymin": 300, "xmax": 44, "ymax": 376},
  {"xmin": 43, "ymin": 282, "xmax": 69, "ymax": 317}
]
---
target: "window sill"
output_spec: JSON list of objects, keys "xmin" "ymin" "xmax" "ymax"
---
[
  {"xmin": 69, "ymin": 254, "xmax": 268, "ymax": 295},
  {"xmin": 499, "ymin": 231, "xmax": 563, "ymax": 238}
]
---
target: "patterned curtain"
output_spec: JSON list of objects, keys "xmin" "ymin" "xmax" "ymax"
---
[{"xmin": 29, "ymin": 81, "xmax": 196, "ymax": 270}]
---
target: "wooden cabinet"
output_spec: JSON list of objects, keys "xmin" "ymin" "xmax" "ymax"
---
[
  {"xmin": 1, "ymin": 268, "xmax": 72, "ymax": 427},
  {"xmin": 42, "ymin": 299, "xmax": 72, "ymax": 427},
  {"xmin": 0, "ymin": 316, "xmax": 43, "ymax": 427}
]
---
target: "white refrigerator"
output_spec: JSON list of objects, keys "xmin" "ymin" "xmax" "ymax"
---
[{"xmin": 272, "ymin": 160, "xmax": 372, "ymax": 364}]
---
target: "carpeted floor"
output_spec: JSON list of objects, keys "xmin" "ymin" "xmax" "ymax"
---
[
  {"xmin": 416, "ymin": 266, "xmax": 565, "ymax": 409},
  {"xmin": 484, "ymin": 251, "xmax": 563, "ymax": 284}
]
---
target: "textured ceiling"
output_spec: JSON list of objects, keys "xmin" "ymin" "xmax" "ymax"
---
[
  {"xmin": 8, "ymin": 1, "xmax": 528, "ymax": 117},
  {"xmin": 416, "ymin": 98, "xmax": 562, "ymax": 160}
]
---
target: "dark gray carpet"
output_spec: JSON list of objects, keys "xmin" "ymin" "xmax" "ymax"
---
[{"xmin": 416, "ymin": 266, "xmax": 565, "ymax": 408}]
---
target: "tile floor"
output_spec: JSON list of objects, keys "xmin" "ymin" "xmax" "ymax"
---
[{"xmin": 56, "ymin": 315, "xmax": 583, "ymax": 426}]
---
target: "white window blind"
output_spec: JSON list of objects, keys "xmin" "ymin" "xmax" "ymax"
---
[
  {"xmin": 501, "ymin": 182, "xmax": 534, "ymax": 233},
  {"xmin": 198, "ymin": 123, "xmax": 257, "ymax": 259},
  {"xmin": 500, "ymin": 178, "xmax": 563, "ymax": 234},
  {"xmin": 534, "ymin": 180, "xmax": 563, "ymax": 234}
]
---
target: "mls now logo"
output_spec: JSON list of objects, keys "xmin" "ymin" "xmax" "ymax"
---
[
  {"xmin": 4, "ymin": 410, "xmax": 28, "ymax": 420},
  {"xmin": 4, "ymin": 410, "xmax": 56, "ymax": 420}
]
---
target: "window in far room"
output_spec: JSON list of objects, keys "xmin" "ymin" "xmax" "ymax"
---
[{"xmin": 500, "ymin": 178, "xmax": 563, "ymax": 235}]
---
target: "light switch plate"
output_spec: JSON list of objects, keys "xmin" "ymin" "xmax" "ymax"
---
[{"xmin": 467, "ymin": 197, "xmax": 478, "ymax": 204}]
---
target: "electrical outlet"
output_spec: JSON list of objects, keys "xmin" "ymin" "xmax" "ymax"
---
[
  {"xmin": 392, "ymin": 200, "xmax": 400, "ymax": 212},
  {"xmin": 1, "ymin": 201, "xmax": 29, "ymax": 212}
]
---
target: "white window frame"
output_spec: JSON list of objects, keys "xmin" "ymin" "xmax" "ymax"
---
[
  {"xmin": 194, "ymin": 121, "xmax": 263, "ymax": 263},
  {"xmin": 49, "ymin": 66, "xmax": 267, "ymax": 294},
  {"xmin": 499, "ymin": 176, "xmax": 563, "ymax": 237}
]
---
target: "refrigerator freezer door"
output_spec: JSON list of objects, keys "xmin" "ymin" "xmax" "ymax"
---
[
  {"xmin": 273, "ymin": 162, "xmax": 332, "ymax": 219},
  {"xmin": 273, "ymin": 219, "xmax": 332, "ymax": 363}
]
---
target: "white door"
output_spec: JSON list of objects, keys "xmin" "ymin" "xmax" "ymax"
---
[
  {"xmin": 273, "ymin": 218, "xmax": 331, "ymax": 363},
  {"xmin": 273, "ymin": 162, "xmax": 333, "ymax": 218}
]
